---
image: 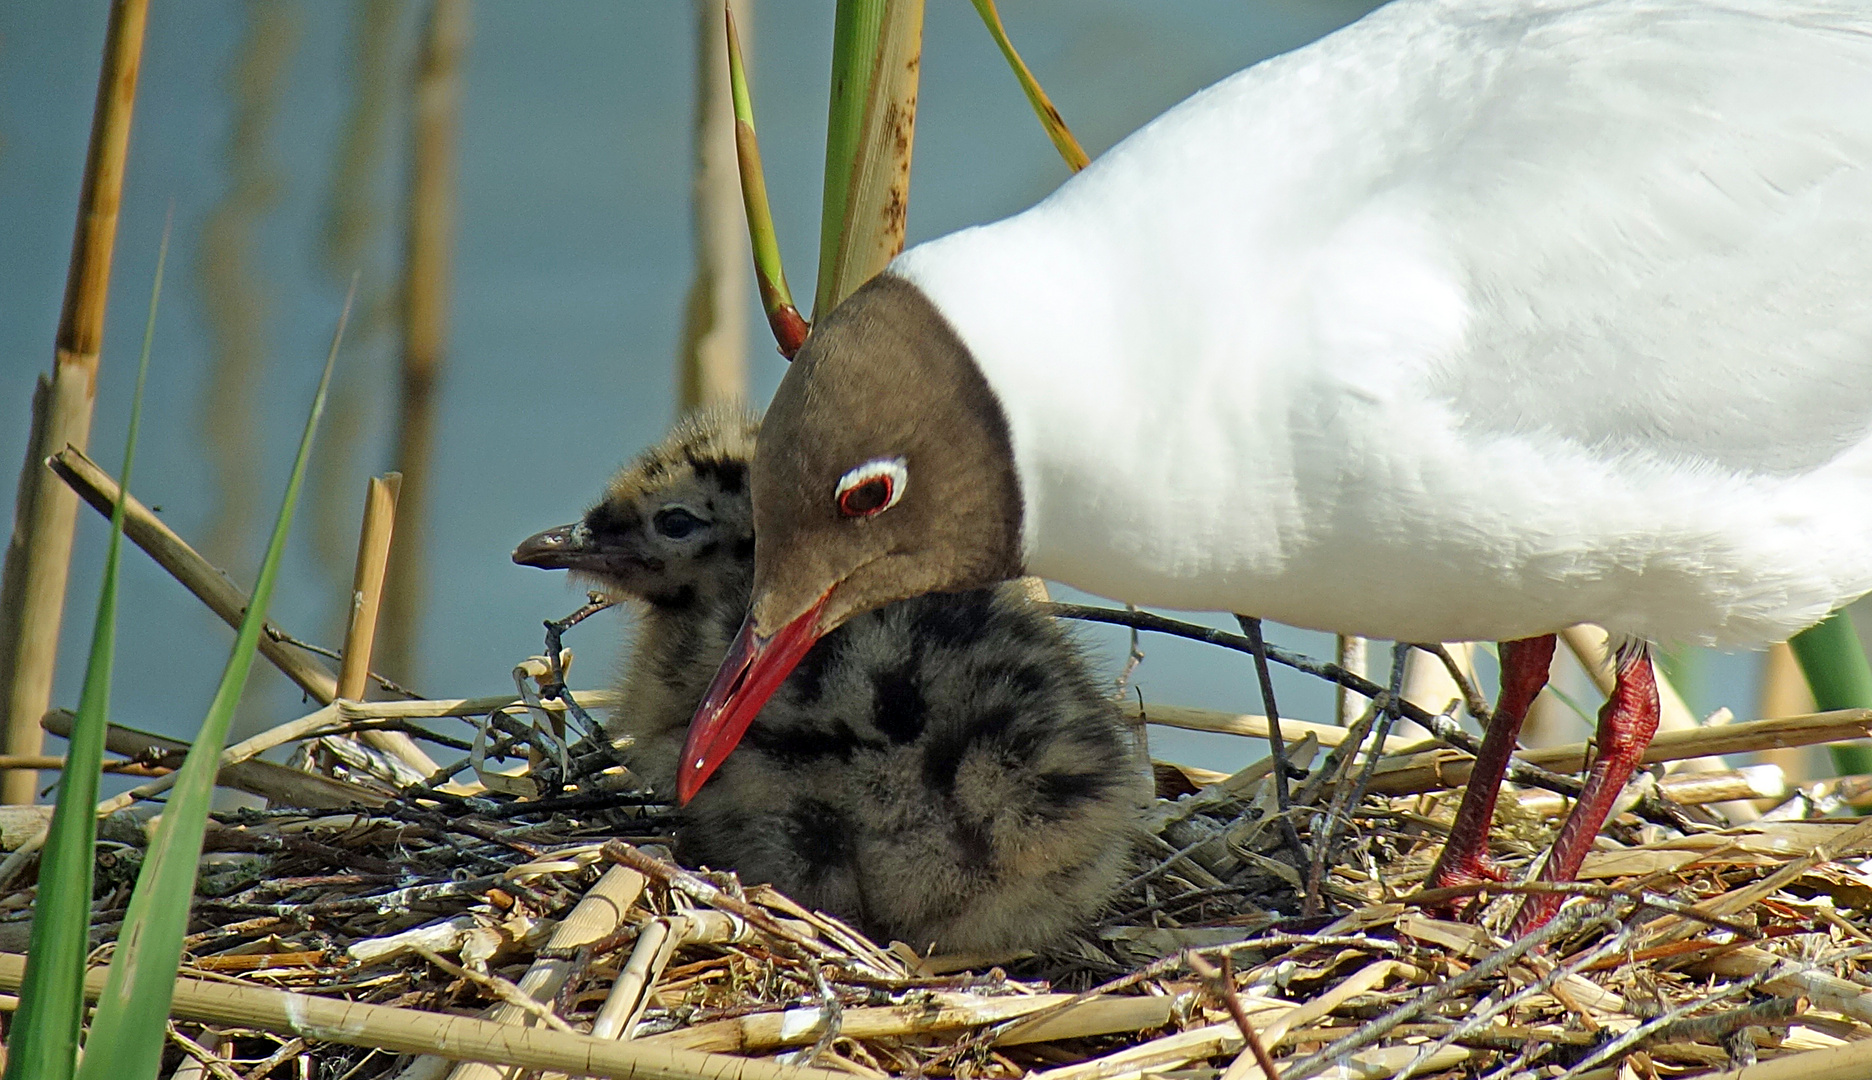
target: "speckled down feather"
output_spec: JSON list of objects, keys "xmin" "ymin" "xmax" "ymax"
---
[{"xmin": 567, "ymin": 407, "xmax": 1149, "ymax": 954}]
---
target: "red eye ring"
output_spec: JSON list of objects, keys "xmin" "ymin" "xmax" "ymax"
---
[
  {"xmin": 834, "ymin": 457, "xmax": 908, "ymax": 519},
  {"xmin": 838, "ymin": 476, "xmax": 892, "ymax": 517}
]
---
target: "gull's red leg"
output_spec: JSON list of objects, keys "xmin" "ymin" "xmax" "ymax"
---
[
  {"xmin": 1428, "ymin": 634, "xmax": 1558, "ymax": 894},
  {"xmin": 1509, "ymin": 642, "xmax": 1658, "ymax": 936}
]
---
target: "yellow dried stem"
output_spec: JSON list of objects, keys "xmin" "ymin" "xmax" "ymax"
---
[
  {"xmin": 0, "ymin": 0, "xmax": 149, "ymax": 805},
  {"xmin": 679, "ymin": 0, "xmax": 753, "ymax": 408},
  {"xmin": 339, "ymin": 472, "xmax": 437, "ymax": 775}
]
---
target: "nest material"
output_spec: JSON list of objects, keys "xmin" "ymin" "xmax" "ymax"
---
[{"xmin": 11, "ymin": 647, "xmax": 1872, "ymax": 1080}]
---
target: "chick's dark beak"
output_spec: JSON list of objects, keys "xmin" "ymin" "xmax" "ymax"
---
[
  {"xmin": 513, "ymin": 523, "xmax": 595, "ymax": 572},
  {"xmin": 677, "ymin": 591, "xmax": 830, "ymax": 804}
]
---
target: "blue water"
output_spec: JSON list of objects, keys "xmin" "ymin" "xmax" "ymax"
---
[{"xmin": 1, "ymin": 1, "xmax": 1766, "ymax": 782}]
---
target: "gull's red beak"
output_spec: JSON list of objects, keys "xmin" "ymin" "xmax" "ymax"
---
[{"xmin": 676, "ymin": 593, "xmax": 829, "ymax": 804}]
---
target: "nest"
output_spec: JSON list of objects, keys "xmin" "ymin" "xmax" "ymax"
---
[{"xmin": 10, "ymin": 613, "xmax": 1872, "ymax": 1080}]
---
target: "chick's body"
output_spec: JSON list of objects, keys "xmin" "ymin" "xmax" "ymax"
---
[{"xmin": 548, "ymin": 409, "xmax": 1149, "ymax": 954}]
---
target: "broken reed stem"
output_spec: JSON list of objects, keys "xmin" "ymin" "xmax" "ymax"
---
[
  {"xmin": 49, "ymin": 446, "xmax": 341, "ymax": 703},
  {"xmin": 679, "ymin": 0, "xmax": 752, "ymax": 407},
  {"xmin": 337, "ymin": 472, "xmax": 436, "ymax": 775},
  {"xmin": 337, "ymin": 473, "xmax": 401, "ymax": 701},
  {"xmin": 380, "ymin": 0, "xmax": 470, "ymax": 689},
  {"xmin": 437, "ymin": 864, "xmax": 647, "ymax": 1080},
  {"xmin": 0, "ymin": 0, "xmax": 150, "ymax": 805}
]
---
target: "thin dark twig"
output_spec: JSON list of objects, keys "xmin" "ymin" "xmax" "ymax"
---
[
  {"xmin": 1638, "ymin": 995, "xmax": 1803, "ymax": 1049},
  {"xmin": 541, "ymin": 592, "xmax": 616, "ymax": 740},
  {"xmin": 1308, "ymin": 641, "xmax": 1413, "ymax": 913},
  {"xmin": 265, "ymin": 628, "xmax": 422, "ymax": 699},
  {"xmin": 1042, "ymin": 603, "xmax": 1635, "ymax": 810},
  {"xmin": 795, "ymin": 959, "xmax": 844, "ymax": 1067},
  {"xmin": 1189, "ymin": 951, "xmax": 1279, "ymax": 1080},
  {"xmin": 1236, "ymin": 615, "xmax": 1306, "ymax": 866},
  {"xmin": 1426, "ymin": 643, "xmax": 1492, "ymax": 722}
]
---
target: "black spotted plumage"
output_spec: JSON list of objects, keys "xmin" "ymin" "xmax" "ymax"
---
[{"xmin": 534, "ymin": 406, "xmax": 1149, "ymax": 954}]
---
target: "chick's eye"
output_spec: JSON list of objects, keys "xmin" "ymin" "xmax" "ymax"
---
[
  {"xmin": 653, "ymin": 507, "xmax": 705, "ymax": 539},
  {"xmin": 835, "ymin": 457, "xmax": 908, "ymax": 518}
]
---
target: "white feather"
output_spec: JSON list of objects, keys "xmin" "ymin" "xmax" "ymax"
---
[{"xmin": 893, "ymin": 0, "xmax": 1872, "ymax": 647}]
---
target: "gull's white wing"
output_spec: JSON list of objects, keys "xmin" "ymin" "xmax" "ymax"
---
[{"xmin": 1415, "ymin": 0, "xmax": 1872, "ymax": 474}]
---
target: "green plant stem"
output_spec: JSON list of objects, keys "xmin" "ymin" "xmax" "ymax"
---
[
  {"xmin": 74, "ymin": 283, "xmax": 351, "ymax": 1080},
  {"xmin": 5, "ymin": 214, "xmax": 166, "ymax": 1080},
  {"xmin": 968, "ymin": 0, "xmax": 1088, "ymax": 171},
  {"xmin": 726, "ymin": 8, "xmax": 807, "ymax": 357},
  {"xmin": 1789, "ymin": 610, "xmax": 1872, "ymax": 774}
]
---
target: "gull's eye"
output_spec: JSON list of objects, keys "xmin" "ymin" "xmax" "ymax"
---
[
  {"xmin": 835, "ymin": 457, "xmax": 907, "ymax": 518},
  {"xmin": 653, "ymin": 507, "xmax": 706, "ymax": 539}
]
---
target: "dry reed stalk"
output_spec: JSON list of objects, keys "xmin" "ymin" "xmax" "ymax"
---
[
  {"xmin": 0, "ymin": 754, "xmax": 160, "ymax": 776},
  {"xmin": 1367, "ymin": 707, "xmax": 1872, "ymax": 795},
  {"xmin": 1564, "ymin": 625, "xmax": 1728, "ymax": 781},
  {"xmin": 1686, "ymin": 1038, "xmax": 1872, "ymax": 1080},
  {"xmin": 679, "ymin": 0, "xmax": 752, "ymax": 411},
  {"xmin": 197, "ymin": 3, "xmax": 299, "ymax": 581},
  {"xmin": 0, "ymin": 0, "xmax": 149, "ymax": 805},
  {"xmin": 438, "ymin": 864, "xmax": 649, "ymax": 1080},
  {"xmin": 1121, "ymin": 700, "xmax": 1413, "ymax": 752},
  {"xmin": 0, "ymin": 951, "xmax": 847, "ymax": 1080},
  {"xmin": 339, "ymin": 472, "xmax": 437, "ymax": 774},
  {"xmin": 593, "ymin": 909, "xmax": 757, "ymax": 1042},
  {"xmin": 50, "ymin": 446, "xmax": 342, "ymax": 702},
  {"xmin": 1402, "ymin": 641, "xmax": 1472, "ymax": 720},
  {"xmin": 380, "ymin": 0, "xmax": 471, "ymax": 688},
  {"xmin": 40, "ymin": 709, "xmax": 385, "ymax": 813},
  {"xmin": 1758, "ymin": 640, "xmax": 1824, "ymax": 789},
  {"xmin": 1514, "ymin": 765, "xmax": 1784, "ymax": 816},
  {"xmin": 1335, "ymin": 634, "xmax": 1369, "ymax": 727},
  {"xmin": 93, "ymin": 702, "xmax": 348, "ymax": 816},
  {"xmin": 814, "ymin": 0, "xmax": 925, "ymax": 314},
  {"xmin": 649, "ymin": 992, "xmax": 1172, "ymax": 1054}
]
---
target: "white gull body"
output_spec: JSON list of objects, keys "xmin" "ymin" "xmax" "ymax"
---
[{"xmin": 892, "ymin": 0, "xmax": 1872, "ymax": 648}]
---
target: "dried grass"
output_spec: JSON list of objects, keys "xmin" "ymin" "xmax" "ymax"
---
[{"xmin": 7, "ymin": 634, "xmax": 1872, "ymax": 1080}]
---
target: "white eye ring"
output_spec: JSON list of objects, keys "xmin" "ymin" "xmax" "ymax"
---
[{"xmin": 835, "ymin": 457, "xmax": 908, "ymax": 518}]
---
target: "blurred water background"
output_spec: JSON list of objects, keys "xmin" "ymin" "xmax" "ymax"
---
[{"xmin": 2, "ymin": 0, "xmax": 1777, "ymax": 786}]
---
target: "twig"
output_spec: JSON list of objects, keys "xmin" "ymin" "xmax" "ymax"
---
[
  {"xmin": 1112, "ymin": 606, "xmax": 1145, "ymax": 699},
  {"xmin": 1235, "ymin": 616, "xmax": 1305, "ymax": 866},
  {"xmin": 1044, "ymin": 603, "xmax": 1630, "ymax": 809},
  {"xmin": 1426, "ymin": 643, "xmax": 1492, "ymax": 722},
  {"xmin": 1188, "ymin": 952, "xmax": 1279, "ymax": 1080},
  {"xmin": 1307, "ymin": 642, "xmax": 1411, "ymax": 914},
  {"xmin": 540, "ymin": 593, "xmax": 616, "ymax": 740},
  {"xmin": 1638, "ymin": 995, "xmax": 1803, "ymax": 1048}
]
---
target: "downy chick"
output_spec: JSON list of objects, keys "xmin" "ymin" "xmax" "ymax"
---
[{"xmin": 514, "ymin": 407, "xmax": 1150, "ymax": 954}]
